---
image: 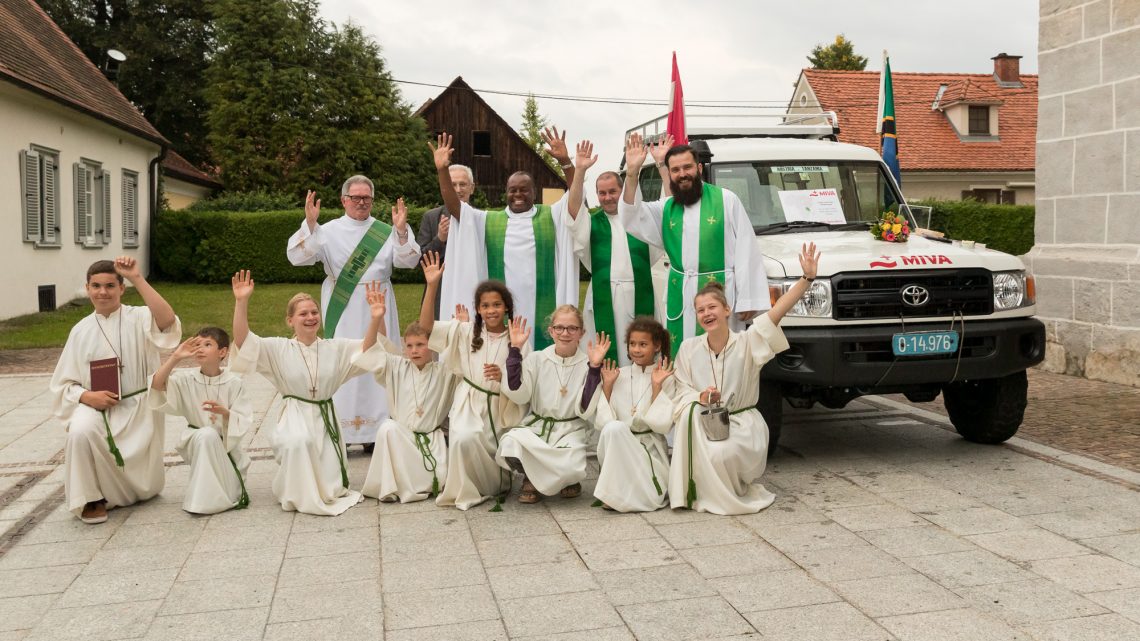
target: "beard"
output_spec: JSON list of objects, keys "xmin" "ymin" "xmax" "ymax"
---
[{"xmin": 670, "ymin": 173, "xmax": 703, "ymax": 206}]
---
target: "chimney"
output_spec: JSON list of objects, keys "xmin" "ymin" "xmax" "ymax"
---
[{"xmin": 992, "ymin": 53, "xmax": 1023, "ymax": 87}]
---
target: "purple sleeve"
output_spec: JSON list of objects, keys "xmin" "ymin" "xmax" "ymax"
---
[
  {"xmin": 507, "ymin": 346, "xmax": 523, "ymax": 391},
  {"xmin": 581, "ymin": 365, "xmax": 602, "ymax": 411}
]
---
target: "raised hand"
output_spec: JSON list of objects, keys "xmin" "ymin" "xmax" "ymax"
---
[
  {"xmin": 437, "ymin": 214, "xmax": 450, "ymax": 242},
  {"xmin": 231, "ymin": 270, "xmax": 254, "ymax": 301},
  {"xmin": 625, "ymin": 133, "xmax": 648, "ymax": 171},
  {"xmin": 421, "ymin": 251, "xmax": 444, "ymax": 285},
  {"xmin": 575, "ymin": 140, "xmax": 598, "ymax": 172},
  {"xmin": 365, "ymin": 281, "xmax": 387, "ymax": 320},
  {"xmin": 392, "ymin": 197, "xmax": 408, "ymax": 234},
  {"xmin": 799, "ymin": 241, "xmax": 821, "ymax": 280},
  {"xmin": 587, "ymin": 332, "xmax": 611, "ymax": 367},
  {"xmin": 113, "ymin": 255, "xmax": 141, "ymax": 282},
  {"xmin": 508, "ymin": 316, "xmax": 531, "ymax": 349},
  {"xmin": 648, "ymin": 133, "xmax": 675, "ymax": 165},
  {"xmin": 172, "ymin": 336, "xmax": 203, "ymax": 361},
  {"xmin": 652, "ymin": 356, "xmax": 675, "ymax": 386},
  {"xmin": 541, "ymin": 126, "xmax": 569, "ymax": 163},
  {"xmin": 429, "ymin": 133, "xmax": 455, "ymax": 171},
  {"xmin": 304, "ymin": 190, "xmax": 321, "ymax": 229},
  {"xmin": 600, "ymin": 359, "xmax": 620, "ymax": 387},
  {"xmin": 453, "ymin": 304, "xmax": 470, "ymax": 323}
]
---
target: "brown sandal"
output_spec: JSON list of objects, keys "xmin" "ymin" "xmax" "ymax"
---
[
  {"xmin": 519, "ymin": 478, "xmax": 542, "ymax": 504},
  {"xmin": 559, "ymin": 483, "xmax": 582, "ymax": 499}
]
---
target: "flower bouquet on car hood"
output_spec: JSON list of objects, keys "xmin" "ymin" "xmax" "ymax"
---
[{"xmin": 872, "ymin": 211, "xmax": 910, "ymax": 243}]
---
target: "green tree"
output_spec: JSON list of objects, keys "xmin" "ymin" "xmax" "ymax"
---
[
  {"xmin": 519, "ymin": 93, "xmax": 563, "ymax": 179},
  {"xmin": 205, "ymin": 0, "xmax": 435, "ymax": 205},
  {"xmin": 39, "ymin": 0, "xmax": 215, "ymax": 167},
  {"xmin": 807, "ymin": 34, "xmax": 868, "ymax": 71}
]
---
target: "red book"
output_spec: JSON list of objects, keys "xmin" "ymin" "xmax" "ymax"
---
[{"xmin": 89, "ymin": 357, "xmax": 120, "ymax": 397}]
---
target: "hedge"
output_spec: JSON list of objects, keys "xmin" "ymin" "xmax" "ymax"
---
[
  {"xmin": 154, "ymin": 207, "xmax": 433, "ymax": 284},
  {"xmin": 914, "ymin": 199, "xmax": 1035, "ymax": 256}
]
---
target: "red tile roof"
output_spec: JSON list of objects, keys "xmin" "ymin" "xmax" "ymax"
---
[
  {"xmin": 0, "ymin": 0, "xmax": 166, "ymax": 145},
  {"xmin": 801, "ymin": 68, "xmax": 1037, "ymax": 172},
  {"xmin": 162, "ymin": 149, "xmax": 221, "ymax": 189}
]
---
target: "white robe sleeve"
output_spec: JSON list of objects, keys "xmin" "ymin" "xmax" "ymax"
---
[
  {"xmin": 618, "ymin": 185, "xmax": 666, "ymax": 248},
  {"xmin": 287, "ymin": 220, "xmax": 324, "ymax": 266},
  {"xmin": 551, "ymin": 195, "xmax": 580, "ymax": 307},
  {"xmin": 349, "ymin": 336, "xmax": 401, "ymax": 382},
  {"xmin": 49, "ymin": 324, "xmax": 91, "ymax": 424},
  {"xmin": 670, "ymin": 339, "xmax": 703, "ymax": 422},
  {"xmin": 503, "ymin": 351, "xmax": 538, "ymax": 406},
  {"xmin": 384, "ymin": 229, "xmax": 422, "ymax": 269},
  {"xmin": 328, "ymin": 338, "xmax": 386, "ymax": 388},
  {"xmin": 223, "ymin": 378, "xmax": 253, "ymax": 452},
  {"xmin": 440, "ymin": 203, "xmax": 489, "ymax": 313},
  {"xmin": 228, "ymin": 331, "xmax": 275, "ymax": 377},
  {"xmin": 747, "ymin": 314, "xmax": 790, "ymax": 369},
  {"xmin": 148, "ymin": 370, "xmax": 194, "ymax": 416},
  {"xmin": 639, "ymin": 377, "xmax": 679, "ymax": 435},
  {"xmin": 139, "ymin": 307, "xmax": 182, "ymax": 353},
  {"xmin": 725, "ymin": 189, "xmax": 770, "ymax": 313},
  {"xmin": 559, "ymin": 197, "xmax": 594, "ymax": 270}
]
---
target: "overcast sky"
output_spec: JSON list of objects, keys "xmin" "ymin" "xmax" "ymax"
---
[{"xmin": 320, "ymin": 0, "xmax": 1039, "ymax": 203}]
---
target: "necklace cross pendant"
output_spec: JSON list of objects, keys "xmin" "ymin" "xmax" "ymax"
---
[
  {"xmin": 309, "ymin": 386, "xmax": 318, "ymax": 399},
  {"xmin": 416, "ymin": 407, "xmax": 425, "ymax": 417}
]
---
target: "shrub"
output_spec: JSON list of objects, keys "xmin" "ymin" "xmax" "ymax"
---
[
  {"xmin": 913, "ymin": 199, "xmax": 1035, "ymax": 256},
  {"xmin": 186, "ymin": 190, "xmax": 300, "ymax": 212},
  {"xmin": 155, "ymin": 207, "xmax": 432, "ymax": 284}
]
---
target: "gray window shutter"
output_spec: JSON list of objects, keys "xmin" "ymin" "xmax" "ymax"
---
[
  {"xmin": 122, "ymin": 172, "xmax": 138, "ymax": 247},
  {"xmin": 20, "ymin": 150, "xmax": 41, "ymax": 243},
  {"xmin": 74, "ymin": 162, "xmax": 89, "ymax": 244},
  {"xmin": 101, "ymin": 169, "xmax": 112, "ymax": 245},
  {"xmin": 43, "ymin": 155, "xmax": 59, "ymax": 244}
]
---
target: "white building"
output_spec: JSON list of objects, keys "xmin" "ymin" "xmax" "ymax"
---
[{"xmin": 2, "ymin": 0, "xmax": 167, "ymax": 319}]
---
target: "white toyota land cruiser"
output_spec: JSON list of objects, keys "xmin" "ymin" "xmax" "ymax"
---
[{"xmin": 628, "ymin": 113, "xmax": 1045, "ymax": 451}]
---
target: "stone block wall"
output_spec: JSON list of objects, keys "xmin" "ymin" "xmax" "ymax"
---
[{"xmin": 1027, "ymin": 0, "xmax": 1140, "ymax": 386}]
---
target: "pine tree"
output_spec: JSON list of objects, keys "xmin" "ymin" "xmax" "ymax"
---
[
  {"xmin": 519, "ymin": 93, "xmax": 562, "ymax": 179},
  {"xmin": 807, "ymin": 34, "xmax": 869, "ymax": 71}
]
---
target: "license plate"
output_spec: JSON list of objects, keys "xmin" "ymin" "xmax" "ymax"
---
[{"xmin": 892, "ymin": 331, "xmax": 959, "ymax": 356}]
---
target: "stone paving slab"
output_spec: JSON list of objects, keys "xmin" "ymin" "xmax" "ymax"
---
[{"xmin": 0, "ymin": 372, "xmax": 1138, "ymax": 640}]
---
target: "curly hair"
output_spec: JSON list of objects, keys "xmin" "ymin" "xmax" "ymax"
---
[
  {"xmin": 471, "ymin": 280, "xmax": 514, "ymax": 353},
  {"xmin": 624, "ymin": 316, "xmax": 671, "ymax": 360}
]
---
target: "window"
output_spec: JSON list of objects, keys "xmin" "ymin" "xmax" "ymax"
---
[
  {"xmin": 968, "ymin": 106, "xmax": 990, "ymax": 135},
  {"xmin": 20, "ymin": 146, "xmax": 61, "ymax": 246},
  {"xmin": 74, "ymin": 159, "xmax": 111, "ymax": 247},
  {"xmin": 122, "ymin": 170, "xmax": 139, "ymax": 248},
  {"xmin": 473, "ymin": 131, "xmax": 491, "ymax": 156},
  {"xmin": 962, "ymin": 189, "xmax": 1015, "ymax": 204}
]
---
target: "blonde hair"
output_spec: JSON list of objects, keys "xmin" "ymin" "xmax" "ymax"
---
[
  {"xmin": 286, "ymin": 293, "xmax": 318, "ymax": 318},
  {"xmin": 404, "ymin": 321, "xmax": 429, "ymax": 339},
  {"xmin": 547, "ymin": 304, "xmax": 584, "ymax": 328},
  {"xmin": 694, "ymin": 281, "xmax": 729, "ymax": 308}
]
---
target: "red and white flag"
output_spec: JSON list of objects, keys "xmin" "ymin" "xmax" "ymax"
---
[{"xmin": 666, "ymin": 51, "xmax": 688, "ymax": 145}]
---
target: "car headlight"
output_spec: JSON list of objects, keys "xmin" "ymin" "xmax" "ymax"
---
[
  {"xmin": 993, "ymin": 271, "xmax": 1035, "ymax": 310},
  {"xmin": 768, "ymin": 278, "xmax": 832, "ymax": 317}
]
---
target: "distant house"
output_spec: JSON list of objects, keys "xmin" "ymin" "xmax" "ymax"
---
[
  {"xmin": 415, "ymin": 76, "xmax": 567, "ymax": 205},
  {"xmin": 788, "ymin": 54, "xmax": 1037, "ymax": 204},
  {"xmin": 162, "ymin": 150, "xmax": 221, "ymax": 210},
  {"xmin": 1, "ymin": 0, "xmax": 167, "ymax": 319}
]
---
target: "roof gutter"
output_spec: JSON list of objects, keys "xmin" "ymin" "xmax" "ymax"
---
[{"xmin": 147, "ymin": 145, "xmax": 168, "ymax": 277}]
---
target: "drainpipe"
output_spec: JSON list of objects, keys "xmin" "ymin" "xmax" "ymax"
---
[{"xmin": 147, "ymin": 145, "xmax": 167, "ymax": 276}]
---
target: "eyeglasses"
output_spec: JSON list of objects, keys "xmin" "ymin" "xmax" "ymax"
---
[
  {"xmin": 345, "ymin": 195, "xmax": 374, "ymax": 205},
  {"xmin": 550, "ymin": 325, "xmax": 582, "ymax": 334}
]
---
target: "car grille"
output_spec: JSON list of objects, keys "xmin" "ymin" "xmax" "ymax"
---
[{"xmin": 832, "ymin": 269, "xmax": 993, "ymax": 320}]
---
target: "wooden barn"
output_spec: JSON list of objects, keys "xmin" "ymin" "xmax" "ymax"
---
[{"xmin": 415, "ymin": 76, "xmax": 566, "ymax": 206}]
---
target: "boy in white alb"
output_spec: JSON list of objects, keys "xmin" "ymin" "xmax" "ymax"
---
[{"xmin": 151, "ymin": 327, "xmax": 252, "ymax": 514}]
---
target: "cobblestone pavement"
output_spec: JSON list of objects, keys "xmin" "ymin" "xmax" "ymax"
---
[{"xmin": 1, "ymin": 372, "xmax": 1139, "ymax": 640}]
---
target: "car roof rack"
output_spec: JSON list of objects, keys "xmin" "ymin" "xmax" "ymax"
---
[{"xmin": 626, "ymin": 110, "xmax": 841, "ymax": 142}]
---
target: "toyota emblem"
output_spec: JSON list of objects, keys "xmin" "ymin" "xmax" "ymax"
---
[{"xmin": 900, "ymin": 284, "xmax": 930, "ymax": 307}]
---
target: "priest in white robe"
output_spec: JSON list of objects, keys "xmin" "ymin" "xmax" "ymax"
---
[
  {"xmin": 51, "ymin": 257, "xmax": 181, "ymax": 523},
  {"xmin": 430, "ymin": 131, "xmax": 579, "ymax": 351},
  {"xmin": 619, "ymin": 134, "xmax": 771, "ymax": 356},
  {"xmin": 287, "ymin": 177, "xmax": 420, "ymax": 447}
]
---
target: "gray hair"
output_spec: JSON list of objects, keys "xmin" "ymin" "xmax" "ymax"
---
[
  {"xmin": 449, "ymin": 164, "xmax": 474, "ymax": 183},
  {"xmin": 340, "ymin": 175, "xmax": 374, "ymax": 198}
]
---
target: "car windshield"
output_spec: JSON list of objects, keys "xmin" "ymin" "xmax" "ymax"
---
[{"xmin": 639, "ymin": 159, "xmax": 915, "ymax": 234}]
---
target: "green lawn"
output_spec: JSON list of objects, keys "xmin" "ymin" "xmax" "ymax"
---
[{"xmin": 0, "ymin": 282, "xmax": 428, "ymax": 350}]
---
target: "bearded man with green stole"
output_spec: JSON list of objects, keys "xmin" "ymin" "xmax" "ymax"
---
[
  {"xmin": 619, "ymin": 135, "xmax": 770, "ymax": 355},
  {"xmin": 430, "ymin": 131, "xmax": 580, "ymax": 350},
  {"xmin": 564, "ymin": 138, "xmax": 671, "ymax": 366},
  {"xmin": 287, "ymin": 176, "xmax": 420, "ymax": 449}
]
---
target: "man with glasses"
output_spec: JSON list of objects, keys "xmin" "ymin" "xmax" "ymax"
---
[
  {"xmin": 417, "ymin": 164, "xmax": 474, "ymax": 319},
  {"xmin": 287, "ymin": 175, "xmax": 420, "ymax": 451}
]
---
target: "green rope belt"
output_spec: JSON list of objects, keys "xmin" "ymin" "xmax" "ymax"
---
[
  {"xmin": 630, "ymin": 428, "xmax": 664, "ymax": 495},
  {"xmin": 684, "ymin": 403, "xmax": 756, "ymax": 508},
  {"xmin": 462, "ymin": 377, "xmax": 510, "ymax": 510},
  {"xmin": 187, "ymin": 424, "xmax": 250, "ymax": 509},
  {"xmin": 99, "ymin": 388, "xmax": 146, "ymax": 467},
  {"xmin": 523, "ymin": 413, "xmax": 578, "ymax": 443},
  {"xmin": 413, "ymin": 430, "xmax": 442, "ymax": 496},
  {"xmin": 282, "ymin": 395, "xmax": 349, "ymax": 489}
]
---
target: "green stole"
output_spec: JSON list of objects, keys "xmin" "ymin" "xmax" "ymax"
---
[
  {"xmin": 323, "ymin": 218, "xmax": 392, "ymax": 337},
  {"xmin": 485, "ymin": 205, "xmax": 557, "ymax": 350},
  {"xmin": 662, "ymin": 182, "xmax": 726, "ymax": 355},
  {"xmin": 589, "ymin": 208, "xmax": 655, "ymax": 362}
]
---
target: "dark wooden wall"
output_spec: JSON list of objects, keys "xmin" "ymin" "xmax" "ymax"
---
[{"xmin": 418, "ymin": 78, "xmax": 565, "ymax": 206}]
